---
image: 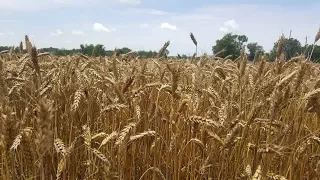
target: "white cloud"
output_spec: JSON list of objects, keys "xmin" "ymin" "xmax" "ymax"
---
[
  {"xmin": 56, "ymin": 29, "xmax": 63, "ymax": 35},
  {"xmin": 124, "ymin": 8, "xmax": 170, "ymax": 16},
  {"xmin": 219, "ymin": 20, "xmax": 240, "ymax": 33},
  {"xmin": 224, "ymin": 20, "xmax": 239, "ymax": 30},
  {"xmin": 111, "ymin": 28, "xmax": 117, "ymax": 31},
  {"xmin": 140, "ymin": 23, "xmax": 149, "ymax": 28},
  {"xmin": 160, "ymin": 22, "xmax": 177, "ymax": 30},
  {"xmin": 50, "ymin": 32, "xmax": 57, "ymax": 37},
  {"xmin": 219, "ymin": 27, "xmax": 229, "ymax": 33},
  {"xmin": 150, "ymin": 10, "xmax": 169, "ymax": 15},
  {"xmin": 0, "ymin": 32, "xmax": 15, "ymax": 37},
  {"xmin": 50, "ymin": 32, "xmax": 58, "ymax": 37},
  {"xmin": 72, "ymin": 30, "xmax": 86, "ymax": 35},
  {"xmin": 50, "ymin": 29, "xmax": 63, "ymax": 36},
  {"xmin": 93, "ymin": 23, "xmax": 110, "ymax": 32},
  {"xmin": 119, "ymin": 0, "xmax": 140, "ymax": 5}
]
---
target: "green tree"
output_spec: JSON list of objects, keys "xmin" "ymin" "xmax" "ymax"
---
[
  {"xmin": 238, "ymin": 35, "xmax": 248, "ymax": 47},
  {"xmin": 80, "ymin": 44, "xmax": 95, "ymax": 56},
  {"xmin": 212, "ymin": 33, "xmax": 248, "ymax": 59},
  {"xmin": 163, "ymin": 49, "xmax": 169, "ymax": 57},
  {"xmin": 137, "ymin": 50, "xmax": 158, "ymax": 58},
  {"xmin": 92, "ymin": 44, "xmax": 106, "ymax": 56},
  {"xmin": 303, "ymin": 44, "xmax": 320, "ymax": 62},
  {"xmin": 270, "ymin": 37, "xmax": 302, "ymax": 61},
  {"xmin": 181, "ymin": 54, "xmax": 188, "ymax": 59},
  {"xmin": 247, "ymin": 42, "xmax": 264, "ymax": 61},
  {"xmin": 116, "ymin": 47, "xmax": 132, "ymax": 55}
]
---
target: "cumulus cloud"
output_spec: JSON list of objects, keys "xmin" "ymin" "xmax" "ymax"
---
[
  {"xmin": 140, "ymin": 23, "xmax": 149, "ymax": 28},
  {"xmin": 119, "ymin": 0, "xmax": 140, "ymax": 5},
  {"xmin": 93, "ymin": 23, "xmax": 110, "ymax": 32},
  {"xmin": 219, "ymin": 20, "xmax": 240, "ymax": 32},
  {"xmin": 0, "ymin": 32, "xmax": 15, "ymax": 37},
  {"xmin": 219, "ymin": 27, "xmax": 229, "ymax": 33},
  {"xmin": 127, "ymin": 8, "xmax": 170, "ymax": 16},
  {"xmin": 50, "ymin": 29, "xmax": 63, "ymax": 36},
  {"xmin": 72, "ymin": 30, "xmax": 86, "ymax": 35},
  {"xmin": 150, "ymin": 9, "xmax": 169, "ymax": 15},
  {"xmin": 160, "ymin": 22, "xmax": 177, "ymax": 30},
  {"xmin": 224, "ymin": 20, "xmax": 239, "ymax": 30}
]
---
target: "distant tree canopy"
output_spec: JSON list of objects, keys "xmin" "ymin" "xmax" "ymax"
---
[
  {"xmin": 79, "ymin": 44, "xmax": 160, "ymax": 58},
  {"xmin": 0, "ymin": 46, "xmax": 12, "ymax": 52},
  {"xmin": 0, "ymin": 44, "xmax": 160, "ymax": 58},
  {"xmin": 1, "ymin": 34, "xmax": 320, "ymax": 62},
  {"xmin": 212, "ymin": 33, "xmax": 248, "ymax": 60},
  {"xmin": 304, "ymin": 44, "xmax": 320, "ymax": 62},
  {"xmin": 247, "ymin": 42, "xmax": 264, "ymax": 61},
  {"xmin": 270, "ymin": 37, "xmax": 302, "ymax": 61}
]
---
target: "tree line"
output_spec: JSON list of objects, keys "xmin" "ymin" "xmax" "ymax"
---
[
  {"xmin": 212, "ymin": 33, "xmax": 320, "ymax": 62},
  {"xmin": 0, "ymin": 44, "xmax": 169, "ymax": 58},
  {"xmin": 1, "ymin": 32, "xmax": 320, "ymax": 62}
]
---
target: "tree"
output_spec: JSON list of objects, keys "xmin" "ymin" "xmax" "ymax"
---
[
  {"xmin": 303, "ymin": 44, "xmax": 320, "ymax": 62},
  {"xmin": 212, "ymin": 33, "xmax": 248, "ymax": 60},
  {"xmin": 181, "ymin": 54, "xmax": 188, "ymax": 59},
  {"xmin": 116, "ymin": 47, "xmax": 132, "ymax": 55},
  {"xmin": 237, "ymin": 35, "xmax": 248, "ymax": 47},
  {"xmin": 163, "ymin": 49, "xmax": 169, "ymax": 57},
  {"xmin": 92, "ymin": 44, "xmax": 106, "ymax": 56},
  {"xmin": 270, "ymin": 37, "xmax": 302, "ymax": 61},
  {"xmin": 80, "ymin": 44, "xmax": 95, "ymax": 56},
  {"xmin": 247, "ymin": 42, "xmax": 264, "ymax": 61},
  {"xmin": 311, "ymin": 45, "xmax": 320, "ymax": 62}
]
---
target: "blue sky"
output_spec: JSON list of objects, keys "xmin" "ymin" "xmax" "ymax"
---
[{"xmin": 0, "ymin": 0, "xmax": 319, "ymax": 55}]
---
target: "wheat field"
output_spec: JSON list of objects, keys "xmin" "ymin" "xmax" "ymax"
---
[{"xmin": 1, "ymin": 36, "xmax": 320, "ymax": 180}]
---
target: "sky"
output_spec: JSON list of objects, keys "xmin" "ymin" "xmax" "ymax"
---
[{"xmin": 0, "ymin": 0, "xmax": 319, "ymax": 55}]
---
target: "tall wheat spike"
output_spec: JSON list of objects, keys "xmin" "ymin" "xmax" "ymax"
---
[
  {"xmin": 315, "ymin": 28, "xmax": 320, "ymax": 43},
  {"xmin": 276, "ymin": 35, "xmax": 285, "ymax": 61},
  {"xmin": 309, "ymin": 28, "xmax": 320, "ymax": 60},
  {"xmin": 157, "ymin": 41, "xmax": 170, "ymax": 58},
  {"xmin": 190, "ymin": 32, "xmax": 198, "ymax": 57},
  {"xmin": 19, "ymin": 41, "xmax": 23, "ymax": 54}
]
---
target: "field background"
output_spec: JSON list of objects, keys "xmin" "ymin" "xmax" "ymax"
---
[{"xmin": 1, "ymin": 36, "xmax": 320, "ymax": 180}]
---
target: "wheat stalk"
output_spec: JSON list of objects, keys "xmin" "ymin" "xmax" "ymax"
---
[
  {"xmin": 157, "ymin": 41, "xmax": 170, "ymax": 58},
  {"xmin": 190, "ymin": 32, "xmax": 198, "ymax": 57},
  {"xmin": 276, "ymin": 35, "xmax": 285, "ymax": 61}
]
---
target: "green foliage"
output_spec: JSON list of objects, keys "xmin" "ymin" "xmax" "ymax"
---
[
  {"xmin": 137, "ymin": 50, "xmax": 157, "ymax": 58},
  {"xmin": 40, "ymin": 47, "xmax": 80, "ymax": 56},
  {"xmin": 303, "ymin": 44, "xmax": 320, "ymax": 62},
  {"xmin": 247, "ymin": 42, "xmax": 264, "ymax": 61},
  {"xmin": 92, "ymin": 44, "xmax": 106, "ymax": 56},
  {"xmin": 310, "ymin": 45, "xmax": 320, "ymax": 62},
  {"xmin": 270, "ymin": 37, "xmax": 302, "ymax": 61},
  {"xmin": 116, "ymin": 47, "xmax": 131, "ymax": 56},
  {"xmin": 80, "ymin": 44, "xmax": 95, "ymax": 56},
  {"xmin": 0, "ymin": 45, "xmax": 159, "ymax": 58},
  {"xmin": 0, "ymin": 46, "xmax": 11, "ymax": 52},
  {"xmin": 212, "ymin": 33, "xmax": 248, "ymax": 60}
]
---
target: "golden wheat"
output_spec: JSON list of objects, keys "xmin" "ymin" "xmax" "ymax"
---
[{"xmin": 0, "ymin": 36, "xmax": 320, "ymax": 180}]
